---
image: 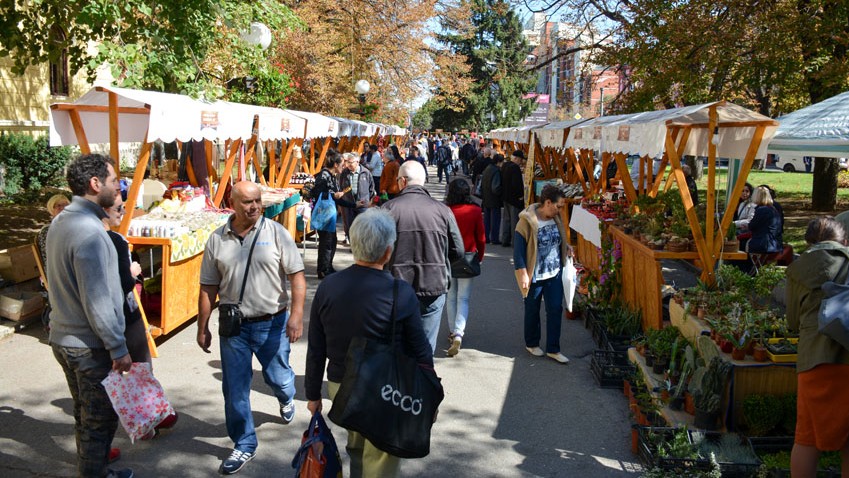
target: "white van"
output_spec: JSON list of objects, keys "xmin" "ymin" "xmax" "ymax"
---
[{"xmin": 772, "ymin": 155, "xmax": 848, "ymax": 173}]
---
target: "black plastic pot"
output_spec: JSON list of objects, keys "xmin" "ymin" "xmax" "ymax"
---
[
  {"xmin": 652, "ymin": 359, "xmax": 667, "ymax": 375},
  {"xmin": 645, "ymin": 352, "xmax": 655, "ymax": 367},
  {"xmin": 693, "ymin": 408, "xmax": 719, "ymax": 430},
  {"xmin": 669, "ymin": 396, "xmax": 684, "ymax": 411}
]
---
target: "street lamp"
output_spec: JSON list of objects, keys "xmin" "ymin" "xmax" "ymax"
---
[
  {"xmin": 599, "ymin": 87, "xmax": 607, "ymax": 116},
  {"xmin": 355, "ymin": 79, "xmax": 370, "ymax": 105}
]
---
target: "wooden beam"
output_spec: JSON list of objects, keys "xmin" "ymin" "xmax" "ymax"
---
[
  {"xmin": 205, "ymin": 140, "xmax": 217, "ymax": 184},
  {"xmin": 279, "ymin": 139, "xmax": 303, "ymax": 188},
  {"xmin": 710, "ymin": 125, "xmax": 766, "ymax": 261},
  {"xmin": 108, "ymin": 92, "xmax": 120, "ymax": 176},
  {"xmin": 705, "ymin": 106, "xmax": 718, "ymax": 259},
  {"xmin": 615, "ymin": 153, "xmax": 637, "ymax": 203},
  {"xmin": 213, "ymin": 139, "xmax": 242, "ymax": 207},
  {"xmin": 267, "ymin": 141, "xmax": 276, "ymax": 185},
  {"xmin": 120, "ymin": 137, "xmax": 150, "ymax": 235},
  {"xmin": 68, "ymin": 109, "xmax": 91, "ymax": 154},
  {"xmin": 664, "ymin": 126, "xmax": 692, "ymax": 192},
  {"xmin": 51, "ymin": 104, "xmax": 150, "ymax": 115},
  {"xmin": 665, "ymin": 131, "xmax": 712, "ymax": 275}
]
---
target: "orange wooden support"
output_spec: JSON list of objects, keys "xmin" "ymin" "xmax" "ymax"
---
[
  {"xmin": 615, "ymin": 153, "xmax": 637, "ymax": 203},
  {"xmin": 267, "ymin": 140, "xmax": 277, "ymax": 185},
  {"xmin": 108, "ymin": 92, "xmax": 120, "ymax": 176},
  {"xmin": 133, "ymin": 288, "xmax": 159, "ymax": 358},
  {"xmin": 705, "ymin": 106, "xmax": 718, "ymax": 257},
  {"xmin": 68, "ymin": 109, "xmax": 91, "ymax": 154},
  {"xmin": 213, "ymin": 139, "xmax": 242, "ymax": 207},
  {"xmin": 120, "ymin": 138, "xmax": 151, "ymax": 236}
]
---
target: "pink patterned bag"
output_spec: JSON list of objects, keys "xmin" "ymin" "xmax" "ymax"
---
[{"xmin": 102, "ymin": 362, "xmax": 174, "ymax": 443}]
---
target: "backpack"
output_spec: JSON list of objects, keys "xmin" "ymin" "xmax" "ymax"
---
[{"xmin": 436, "ymin": 146, "xmax": 452, "ymax": 165}]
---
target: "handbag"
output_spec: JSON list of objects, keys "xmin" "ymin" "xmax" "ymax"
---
[
  {"xmin": 311, "ymin": 192, "xmax": 337, "ymax": 232},
  {"xmin": 450, "ymin": 251, "xmax": 481, "ymax": 278},
  {"xmin": 818, "ymin": 259, "xmax": 849, "ymax": 350},
  {"xmin": 101, "ymin": 362, "xmax": 175, "ymax": 443},
  {"xmin": 292, "ymin": 411, "xmax": 343, "ymax": 478},
  {"xmin": 218, "ymin": 218, "xmax": 264, "ymax": 337},
  {"xmin": 328, "ymin": 280, "xmax": 444, "ymax": 458}
]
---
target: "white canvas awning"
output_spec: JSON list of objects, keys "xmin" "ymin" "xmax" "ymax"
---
[
  {"xmin": 287, "ymin": 110, "xmax": 341, "ymax": 139},
  {"xmin": 536, "ymin": 119, "xmax": 590, "ymax": 149},
  {"xmin": 565, "ymin": 102, "xmax": 778, "ymax": 159},
  {"xmin": 514, "ymin": 124, "xmax": 546, "ymax": 145},
  {"xmin": 488, "ymin": 127, "xmax": 516, "ymax": 142},
  {"xmin": 767, "ymin": 91, "xmax": 849, "ymax": 157},
  {"xmin": 49, "ymin": 86, "xmax": 313, "ymax": 146},
  {"xmin": 50, "ymin": 86, "xmax": 221, "ymax": 146}
]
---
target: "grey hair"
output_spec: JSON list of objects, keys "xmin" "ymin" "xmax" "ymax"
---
[
  {"xmin": 342, "ymin": 152, "xmax": 357, "ymax": 162},
  {"xmin": 350, "ymin": 208, "xmax": 396, "ymax": 263},
  {"xmin": 398, "ymin": 161, "xmax": 426, "ymax": 186}
]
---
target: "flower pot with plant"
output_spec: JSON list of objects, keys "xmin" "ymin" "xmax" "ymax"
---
[
  {"xmin": 691, "ymin": 356, "xmax": 732, "ymax": 431},
  {"xmin": 723, "ymin": 223, "xmax": 739, "ymax": 252},
  {"xmin": 742, "ymin": 394, "xmax": 783, "ymax": 437}
]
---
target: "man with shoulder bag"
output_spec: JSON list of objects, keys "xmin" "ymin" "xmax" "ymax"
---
[{"xmin": 197, "ymin": 181, "xmax": 307, "ymax": 475}]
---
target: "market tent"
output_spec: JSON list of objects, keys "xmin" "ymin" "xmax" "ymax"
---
[
  {"xmin": 566, "ymin": 102, "xmax": 778, "ymax": 160},
  {"xmin": 537, "ymin": 119, "xmax": 589, "ymax": 149},
  {"xmin": 214, "ymin": 101, "xmax": 305, "ymax": 141},
  {"xmin": 287, "ymin": 110, "xmax": 340, "ymax": 139},
  {"xmin": 513, "ymin": 124, "xmax": 546, "ymax": 145},
  {"xmin": 767, "ymin": 91, "xmax": 849, "ymax": 157}
]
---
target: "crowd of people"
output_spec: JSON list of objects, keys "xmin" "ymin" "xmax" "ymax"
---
[{"xmin": 36, "ymin": 144, "xmax": 849, "ymax": 477}]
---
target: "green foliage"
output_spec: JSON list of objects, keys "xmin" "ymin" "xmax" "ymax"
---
[
  {"xmin": 691, "ymin": 432, "xmax": 760, "ymax": 465},
  {"xmin": 599, "ymin": 305, "xmax": 642, "ymax": 337},
  {"xmin": 432, "ymin": 0, "xmax": 536, "ymax": 130},
  {"xmin": 692, "ymin": 356, "xmax": 731, "ymax": 414},
  {"xmin": 0, "ymin": 133, "xmax": 73, "ymax": 196},
  {"xmin": 0, "ymin": 1, "xmax": 303, "ymax": 100},
  {"xmin": 742, "ymin": 394, "xmax": 783, "ymax": 436},
  {"xmin": 226, "ymin": 61, "xmax": 295, "ymax": 108}
]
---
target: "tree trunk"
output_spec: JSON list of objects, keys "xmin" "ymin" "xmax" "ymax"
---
[{"xmin": 811, "ymin": 157, "xmax": 839, "ymax": 211}]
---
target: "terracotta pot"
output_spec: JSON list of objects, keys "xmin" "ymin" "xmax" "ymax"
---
[
  {"xmin": 723, "ymin": 239, "xmax": 739, "ymax": 252},
  {"xmin": 752, "ymin": 344, "xmax": 769, "ymax": 362},
  {"xmin": 720, "ymin": 339, "xmax": 733, "ymax": 354},
  {"xmin": 745, "ymin": 341, "xmax": 755, "ymax": 356},
  {"xmin": 661, "ymin": 389, "xmax": 670, "ymax": 402},
  {"xmin": 631, "ymin": 426, "xmax": 639, "ymax": 454},
  {"xmin": 697, "ymin": 307, "xmax": 706, "ymax": 320},
  {"xmin": 684, "ymin": 392, "xmax": 696, "ymax": 415},
  {"xmin": 731, "ymin": 347, "xmax": 746, "ymax": 361},
  {"xmin": 624, "ymin": 379, "xmax": 632, "ymax": 398}
]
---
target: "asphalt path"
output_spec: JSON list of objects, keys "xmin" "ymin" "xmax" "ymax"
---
[{"xmin": 0, "ymin": 168, "xmax": 642, "ymax": 477}]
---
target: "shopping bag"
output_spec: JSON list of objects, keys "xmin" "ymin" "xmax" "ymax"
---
[
  {"xmin": 328, "ymin": 281, "xmax": 444, "ymax": 458},
  {"xmin": 818, "ymin": 277, "xmax": 849, "ymax": 350},
  {"xmin": 292, "ymin": 412, "xmax": 343, "ymax": 478},
  {"xmin": 101, "ymin": 362, "xmax": 175, "ymax": 443},
  {"xmin": 450, "ymin": 252, "xmax": 481, "ymax": 278},
  {"xmin": 561, "ymin": 256, "xmax": 578, "ymax": 312},
  {"xmin": 311, "ymin": 193, "xmax": 337, "ymax": 232}
]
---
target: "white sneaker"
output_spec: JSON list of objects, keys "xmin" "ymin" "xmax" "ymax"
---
[
  {"xmin": 525, "ymin": 346, "xmax": 544, "ymax": 357},
  {"xmin": 546, "ymin": 352, "xmax": 570, "ymax": 364}
]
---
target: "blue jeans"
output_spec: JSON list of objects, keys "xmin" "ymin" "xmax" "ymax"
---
[
  {"xmin": 52, "ymin": 344, "xmax": 119, "ymax": 477},
  {"xmin": 483, "ymin": 207, "xmax": 502, "ymax": 243},
  {"xmin": 446, "ymin": 277, "xmax": 473, "ymax": 338},
  {"xmin": 524, "ymin": 272, "xmax": 563, "ymax": 353},
  {"xmin": 500, "ymin": 204, "xmax": 521, "ymax": 245},
  {"xmin": 419, "ymin": 294, "xmax": 446, "ymax": 353},
  {"xmin": 220, "ymin": 310, "xmax": 295, "ymax": 453}
]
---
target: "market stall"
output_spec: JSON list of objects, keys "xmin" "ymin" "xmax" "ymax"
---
[
  {"xmin": 49, "ymin": 86, "xmax": 306, "ymax": 337},
  {"xmin": 767, "ymin": 89, "xmax": 849, "ymax": 158}
]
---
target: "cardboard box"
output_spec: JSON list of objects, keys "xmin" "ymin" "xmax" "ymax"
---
[
  {"xmin": 0, "ymin": 245, "xmax": 40, "ymax": 283},
  {"xmin": 0, "ymin": 291, "xmax": 44, "ymax": 321}
]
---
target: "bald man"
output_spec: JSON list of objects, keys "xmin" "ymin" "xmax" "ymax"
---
[
  {"xmin": 198, "ymin": 180, "xmax": 306, "ymax": 475},
  {"xmin": 383, "ymin": 161, "xmax": 464, "ymax": 352}
]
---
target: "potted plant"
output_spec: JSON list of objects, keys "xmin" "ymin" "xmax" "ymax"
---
[
  {"xmin": 742, "ymin": 394, "xmax": 783, "ymax": 437},
  {"xmin": 691, "ymin": 356, "xmax": 732, "ymax": 430},
  {"xmin": 722, "ymin": 223, "xmax": 739, "ymax": 252}
]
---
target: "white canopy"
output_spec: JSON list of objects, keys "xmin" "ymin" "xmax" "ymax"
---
[
  {"xmin": 767, "ymin": 91, "xmax": 849, "ymax": 158},
  {"xmin": 50, "ymin": 86, "xmax": 220, "ymax": 146},
  {"xmin": 287, "ymin": 110, "xmax": 341, "ymax": 139},
  {"xmin": 513, "ymin": 124, "xmax": 545, "ymax": 145},
  {"xmin": 488, "ymin": 127, "xmax": 514, "ymax": 141},
  {"xmin": 536, "ymin": 119, "xmax": 589, "ymax": 149},
  {"xmin": 565, "ymin": 102, "xmax": 778, "ymax": 159},
  {"xmin": 213, "ymin": 101, "xmax": 306, "ymax": 141}
]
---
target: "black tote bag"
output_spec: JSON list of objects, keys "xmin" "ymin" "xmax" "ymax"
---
[{"xmin": 328, "ymin": 280, "xmax": 444, "ymax": 459}]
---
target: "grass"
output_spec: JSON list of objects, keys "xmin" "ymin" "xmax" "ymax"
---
[{"xmin": 688, "ymin": 169, "xmax": 849, "ymax": 253}]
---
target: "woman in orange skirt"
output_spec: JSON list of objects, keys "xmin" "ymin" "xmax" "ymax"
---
[{"xmin": 786, "ymin": 217, "xmax": 849, "ymax": 477}]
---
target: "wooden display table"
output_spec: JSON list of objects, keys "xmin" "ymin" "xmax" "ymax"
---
[
  {"xmin": 262, "ymin": 192, "xmax": 301, "ymax": 238},
  {"xmin": 128, "ymin": 236, "xmax": 204, "ymax": 336},
  {"xmin": 668, "ymin": 301, "xmax": 797, "ymax": 430},
  {"xmin": 629, "ymin": 348, "xmax": 698, "ymax": 428}
]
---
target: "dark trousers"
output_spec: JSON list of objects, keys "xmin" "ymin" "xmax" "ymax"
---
[
  {"xmin": 483, "ymin": 206, "xmax": 502, "ymax": 244},
  {"xmin": 524, "ymin": 272, "xmax": 564, "ymax": 354},
  {"xmin": 317, "ymin": 229, "xmax": 337, "ymax": 275},
  {"xmin": 437, "ymin": 162, "xmax": 452, "ymax": 182},
  {"xmin": 52, "ymin": 344, "xmax": 119, "ymax": 477}
]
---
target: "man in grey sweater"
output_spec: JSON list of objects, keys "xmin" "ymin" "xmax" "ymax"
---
[{"xmin": 48, "ymin": 153, "xmax": 133, "ymax": 478}]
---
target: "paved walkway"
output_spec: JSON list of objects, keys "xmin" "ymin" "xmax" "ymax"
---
[{"xmin": 0, "ymin": 170, "xmax": 642, "ymax": 477}]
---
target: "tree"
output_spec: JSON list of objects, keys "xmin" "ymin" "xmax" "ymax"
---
[
  {"xmin": 0, "ymin": 1, "xmax": 302, "ymax": 102},
  {"xmin": 432, "ymin": 0, "xmax": 537, "ymax": 130}
]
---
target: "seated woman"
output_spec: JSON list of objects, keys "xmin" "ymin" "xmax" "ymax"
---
[
  {"xmin": 733, "ymin": 182, "xmax": 757, "ymax": 244},
  {"xmin": 747, "ymin": 186, "xmax": 783, "ymax": 255},
  {"xmin": 35, "ymin": 193, "xmax": 71, "ymax": 276}
]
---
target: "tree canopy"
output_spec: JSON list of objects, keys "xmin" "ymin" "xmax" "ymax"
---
[{"xmin": 430, "ymin": 0, "xmax": 537, "ymax": 130}]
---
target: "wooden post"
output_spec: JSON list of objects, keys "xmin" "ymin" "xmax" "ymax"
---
[
  {"xmin": 267, "ymin": 140, "xmax": 276, "ymax": 186},
  {"xmin": 213, "ymin": 139, "xmax": 242, "ymax": 207},
  {"xmin": 120, "ymin": 137, "xmax": 151, "ymax": 236},
  {"xmin": 68, "ymin": 109, "xmax": 91, "ymax": 154},
  {"xmin": 710, "ymin": 125, "xmax": 767, "ymax": 261},
  {"xmin": 108, "ymin": 92, "xmax": 120, "ymax": 175},
  {"xmin": 615, "ymin": 153, "xmax": 637, "ymax": 203},
  {"xmin": 705, "ymin": 106, "xmax": 718, "ymax": 261},
  {"xmin": 205, "ymin": 140, "xmax": 216, "ymax": 186}
]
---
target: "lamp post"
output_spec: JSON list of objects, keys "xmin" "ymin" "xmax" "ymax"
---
[
  {"xmin": 354, "ymin": 80, "xmax": 370, "ymax": 119},
  {"xmin": 599, "ymin": 87, "xmax": 607, "ymax": 116}
]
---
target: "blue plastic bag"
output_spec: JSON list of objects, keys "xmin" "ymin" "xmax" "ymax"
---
[
  {"xmin": 311, "ymin": 193, "xmax": 337, "ymax": 232},
  {"xmin": 292, "ymin": 411, "xmax": 343, "ymax": 478}
]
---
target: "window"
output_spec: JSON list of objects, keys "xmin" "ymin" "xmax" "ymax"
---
[{"xmin": 49, "ymin": 26, "xmax": 69, "ymax": 96}]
